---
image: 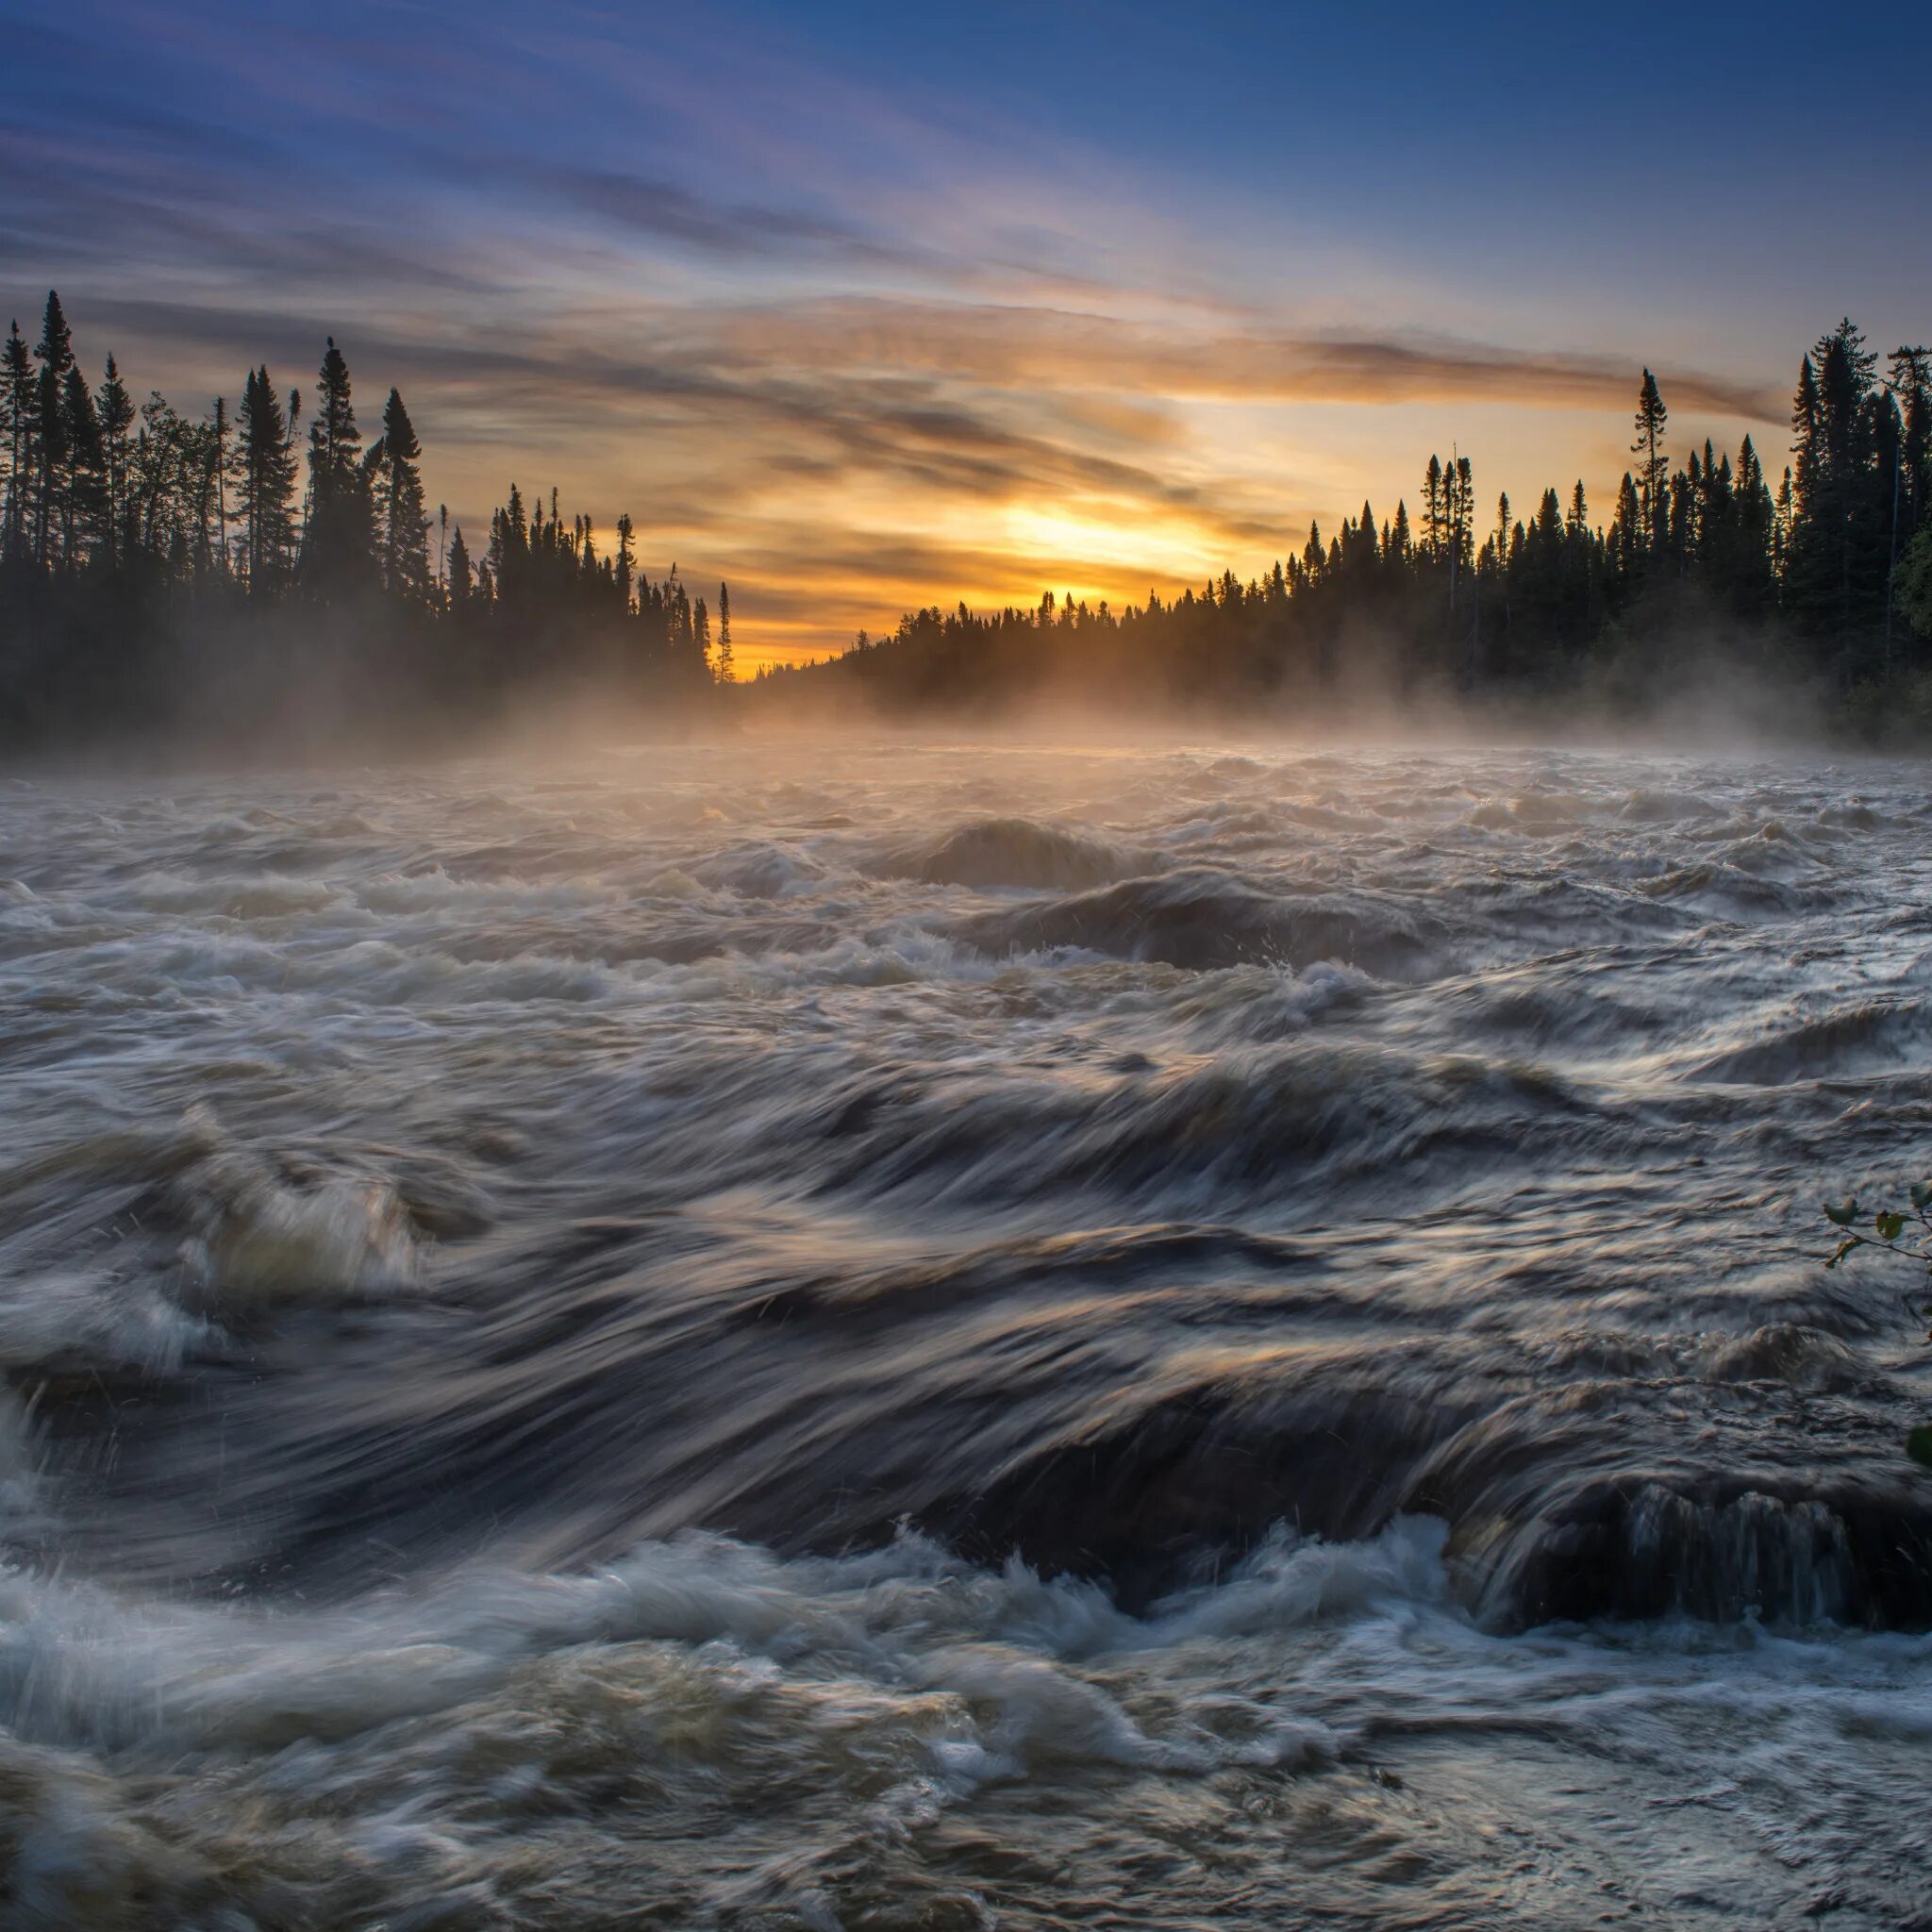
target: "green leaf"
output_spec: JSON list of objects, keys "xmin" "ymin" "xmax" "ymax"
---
[
  {"xmin": 1910, "ymin": 1181, "xmax": 1932, "ymax": 1213},
  {"xmin": 1824, "ymin": 1198, "xmax": 1859, "ymax": 1227},
  {"xmin": 1908, "ymin": 1425, "xmax": 1932, "ymax": 1471},
  {"xmin": 1876, "ymin": 1210, "xmax": 1907, "ymax": 1241}
]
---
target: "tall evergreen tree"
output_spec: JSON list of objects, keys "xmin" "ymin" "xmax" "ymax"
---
[
  {"xmin": 209, "ymin": 394, "xmax": 229, "ymax": 573},
  {"xmin": 234, "ymin": 365, "xmax": 297, "ymax": 592},
  {"xmin": 1610, "ymin": 473, "xmax": 1641, "ymax": 578},
  {"xmin": 304, "ymin": 335, "xmax": 372, "ymax": 595},
  {"xmin": 60, "ymin": 362, "xmax": 106, "ymax": 562},
  {"xmin": 614, "ymin": 512, "xmax": 636, "ymax": 610},
  {"xmin": 447, "ymin": 523, "xmax": 474, "ymax": 609},
  {"xmin": 1890, "ymin": 346, "xmax": 1931, "ymax": 538},
  {"xmin": 1, "ymin": 321, "xmax": 33, "ymax": 558},
  {"xmin": 368, "ymin": 386, "xmax": 427, "ymax": 597},
  {"xmin": 1388, "ymin": 499, "xmax": 1411, "ymax": 566},
  {"xmin": 1631, "ymin": 369, "xmax": 1669, "ymax": 554},
  {"xmin": 1422, "ymin": 454, "xmax": 1444, "ymax": 558},
  {"xmin": 715, "ymin": 581, "xmax": 735, "ymax": 682},
  {"xmin": 96, "ymin": 356, "xmax": 134, "ymax": 563},
  {"xmin": 34, "ymin": 291, "xmax": 75, "ymax": 565},
  {"xmin": 1787, "ymin": 320, "xmax": 1887, "ymax": 647}
]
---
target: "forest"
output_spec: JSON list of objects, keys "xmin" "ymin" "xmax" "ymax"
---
[
  {"xmin": 757, "ymin": 324, "xmax": 1932, "ymax": 734},
  {"xmin": 0, "ymin": 291, "xmax": 727, "ymax": 754},
  {"xmin": 4, "ymin": 291, "xmax": 1931, "ymax": 750}
]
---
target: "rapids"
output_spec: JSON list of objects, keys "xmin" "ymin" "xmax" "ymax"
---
[{"xmin": 0, "ymin": 740, "xmax": 1928, "ymax": 1928}]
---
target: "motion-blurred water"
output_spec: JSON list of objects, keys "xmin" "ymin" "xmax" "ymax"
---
[{"xmin": 1, "ymin": 740, "xmax": 1929, "ymax": 1928}]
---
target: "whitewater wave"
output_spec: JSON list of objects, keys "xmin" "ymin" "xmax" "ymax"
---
[
  {"xmin": 6, "ymin": 743, "xmax": 1932, "ymax": 1928},
  {"xmin": 876, "ymin": 815, "xmax": 1161, "ymax": 891}
]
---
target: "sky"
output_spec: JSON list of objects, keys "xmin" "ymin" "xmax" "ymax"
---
[{"xmin": 4, "ymin": 0, "xmax": 1930, "ymax": 670}]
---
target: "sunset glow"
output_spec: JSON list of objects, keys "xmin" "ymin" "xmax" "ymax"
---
[{"xmin": 5, "ymin": 1, "xmax": 1927, "ymax": 673}]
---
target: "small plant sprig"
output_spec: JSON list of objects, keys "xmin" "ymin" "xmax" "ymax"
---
[{"xmin": 1824, "ymin": 1184, "xmax": 1932, "ymax": 1468}]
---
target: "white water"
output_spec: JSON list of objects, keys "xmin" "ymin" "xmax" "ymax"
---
[{"xmin": 0, "ymin": 741, "xmax": 1929, "ymax": 1927}]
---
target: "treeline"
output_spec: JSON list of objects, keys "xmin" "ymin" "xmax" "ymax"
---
[
  {"xmin": 757, "ymin": 321, "xmax": 1932, "ymax": 731},
  {"xmin": 0, "ymin": 291, "xmax": 734, "ymax": 753}
]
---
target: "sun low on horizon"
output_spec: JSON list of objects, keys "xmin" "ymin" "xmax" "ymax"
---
[{"xmin": 7, "ymin": 0, "xmax": 1924, "ymax": 675}]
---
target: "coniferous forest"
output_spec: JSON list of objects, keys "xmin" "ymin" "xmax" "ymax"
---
[
  {"xmin": 760, "ymin": 323, "xmax": 1932, "ymax": 736},
  {"xmin": 0, "ymin": 292, "xmax": 727, "ymax": 756},
  {"xmin": 5, "ymin": 291, "xmax": 1932, "ymax": 752}
]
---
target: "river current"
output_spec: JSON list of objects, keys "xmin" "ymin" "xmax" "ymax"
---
[{"xmin": 1, "ymin": 739, "xmax": 1929, "ymax": 1928}]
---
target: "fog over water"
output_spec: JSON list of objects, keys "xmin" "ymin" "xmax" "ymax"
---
[{"xmin": 1, "ymin": 738, "xmax": 1930, "ymax": 1928}]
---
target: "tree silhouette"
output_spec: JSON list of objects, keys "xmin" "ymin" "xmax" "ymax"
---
[
  {"xmin": 1631, "ymin": 369, "xmax": 1669, "ymax": 557},
  {"xmin": 716, "ymin": 581, "xmax": 735, "ymax": 682},
  {"xmin": 304, "ymin": 336, "xmax": 372, "ymax": 598},
  {"xmin": 4, "ymin": 285, "xmax": 1932, "ymax": 753},
  {"xmin": 369, "ymin": 386, "xmax": 427, "ymax": 598}
]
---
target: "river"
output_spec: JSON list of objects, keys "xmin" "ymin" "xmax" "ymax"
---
[{"xmin": 1, "ymin": 739, "xmax": 1928, "ymax": 1927}]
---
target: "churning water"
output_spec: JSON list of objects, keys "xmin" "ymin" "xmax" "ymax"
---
[{"xmin": 0, "ymin": 739, "xmax": 1929, "ymax": 1928}]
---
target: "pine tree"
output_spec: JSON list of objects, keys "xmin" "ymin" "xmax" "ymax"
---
[
  {"xmin": 447, "ymin": 524, "xmax": 473, "ymax": 608},
  {"xmin": 715, "ymin": 581, "xmax": 735, "ymax": 682},
  {"xmin": 1726, "ymin": 435, "xmax": 1774, "ymax": 616},
  {"xmin": 1890, "ymin": 346, "xmax": 1931, "ymax": 538},
  {"xmin": 1448, "ymin": 455, "xmax": 1474, "ymax": 609},
  {"xmin": 97, "ymin": 356, "xmax": 134, "ymax": 563},
  {"xmin": 0, "ymin": 322, "xmax": 33, "ymax": 559},
  {"xmin": 614, "ymin": 512, "xmax": 636, "ymax": 609},
  {"xmin": 1610, "ymin": 473, "xmax": 1641, "ymax": 578},
  {"xmin": 304, "ymin": 336, "xmax": 372, "ymax": 595},
  {"xmin": 34, "ymin": 291, "xmax": 75, "ymax": 565},
  {"xmin": 1786, "ymin": 321, "xmax": 1887, "ymax": 646},
  {"xmin": 60, "ymin": 363, "xmax": 107, "ymax": 563},
  {"xmin": 369, "ymin": 387, "xmax": 427, "ymax": 596},
  {"xmin": 210, "ymin": 394, "xmax": 229, "ymax": 572},
  {"xmin": 1631, "ymin": 369, "xmax": 1669, "ymax": 555},
  {"xmin": 234, "ymin": 365, "xmax": 297, "ymax": 592}
]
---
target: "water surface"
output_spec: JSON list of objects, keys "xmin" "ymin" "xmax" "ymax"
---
[{"xmin": 1, "ymin": 741, "xmax": 1929, "ymax": 1928}]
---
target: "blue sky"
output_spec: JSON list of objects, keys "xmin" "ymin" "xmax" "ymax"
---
[{"xmin": 5, "ymin": 0, "xmax": 1928, "ymax": 660}]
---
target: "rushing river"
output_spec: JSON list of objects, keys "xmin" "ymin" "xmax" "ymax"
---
[{"xmin": 1, "ymin": 739, "xmax": 1929, "ymax": 1929}]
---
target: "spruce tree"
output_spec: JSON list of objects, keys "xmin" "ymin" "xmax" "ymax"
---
[
  {"xmin": 1388, "ymin": 500, "xmax": 1411, "ymax": 566},
  {"xmin": 304, "ymin": 336, "xmax": 372, "ymax": 595},
  {"xmin": 0, "ymin": 322, "xmax": 33, "ymax": 558},
  {"xmin": 34, "ymin": 291, "xmax": 75, "ymax": 566},
  {"xmin": 1890, "ymin": 347, "xmax": 1930, "ymax": 538},
  {"xmin": 1787, "ymin": 322, "xmax": 1887, "ymax": 646},
  {"xmin": 210, "ymin": 395, "xmax": 228, "ymax": 572},
  {"xmin": 60, "ymin": 363, "xmax": 106, "ymax": 563},
  {"xmin": 447, "ymin": 524, "xmax": 473, "ymax": 608},
  {"xmin": 614, "ymin": 512, "xmax": 636, "ymax": 609},
  {"xmin": 370, "ymin": 386, "xmax": 426, "ymax": 596},
  {"xmin": 715, "ymin": 581, "xmax": 735, "ymax": 682},
  {"xmin": 1611, "ymin": 473, "xmax": 1641, "ymax": 579},
  {"xmin": 97, "ymin": 356, "xmax": 134, "ymax": 563},
  {"xmin": 1631, "ymin": 369, "xmax": 1669, "ymax": 555},
  {"xmin": 235, "ymin": 365, "xmax": 297, "ymax": 592}
]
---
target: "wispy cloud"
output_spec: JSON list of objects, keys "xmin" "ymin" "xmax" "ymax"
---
[{"xmin": 0, "ymin": 0, "xmax": 1826, "ymax": 666}]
